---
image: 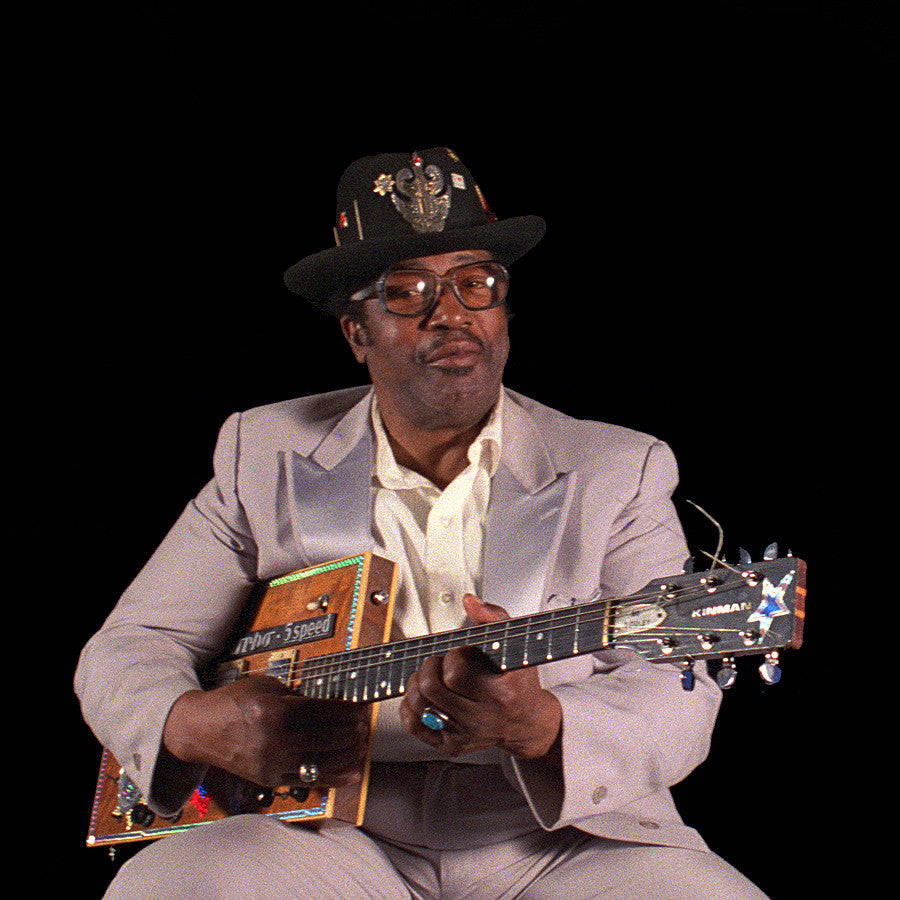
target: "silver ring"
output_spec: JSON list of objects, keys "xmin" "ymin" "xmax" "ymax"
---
[
  {"xmin": 421, "ymin": 706, "xmax": 451, "ymax": 732},
  {"xmin": 298, "ymin": 760, "xmax": 320, "ymax": 784}
]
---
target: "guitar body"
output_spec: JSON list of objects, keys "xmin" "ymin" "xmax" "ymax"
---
[{"xmin": 87, "ymin": 553, "xmax": 398, "ymax": 848}]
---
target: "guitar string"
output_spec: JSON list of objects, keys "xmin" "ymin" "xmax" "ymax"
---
[
  {"xmin": 213, "ymin": 614, "xmax": 767, "ymax": 693},
  {"xmin": 228, "ymin": 569, "xmax": 779, "ymax": 681},
  {"xmin": 240, "ymin": 570, "xmax": 752, "ymax": 679},
  {"xmin": 294, "ymin": 622, "xmax": 751, "ymax": 688},
  {"xmin": 215, "ymin": 578, "xmax": 775, "ymax": 688},
  {"xmin": 242, "ymin": 628, "xmax": 753, "ymax": 695},
  {"xmin": 292, "ymin": 573, "xmax": 768, "ymax": 677},
  {"xmin": 218, "ymin": 622, "xmax": 756, "ymax": 698},
  {"xmin": 227, "ymin": 586, "xmax": 708, "ymax": 683},
  {"xmin": 294, "ymin": 610, "xmax": 744, "ymax": 679}
]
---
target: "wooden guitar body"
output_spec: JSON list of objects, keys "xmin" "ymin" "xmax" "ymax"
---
[{"xmin": 87, "ymin": 552, "xmax": 398, "ymax": 848}]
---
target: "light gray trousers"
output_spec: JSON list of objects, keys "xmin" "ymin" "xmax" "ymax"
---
[{"xmin": 103, "ymin": 814, "xmax": 769, "ymax": 899}]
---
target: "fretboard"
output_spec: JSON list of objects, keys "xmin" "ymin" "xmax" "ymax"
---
[{"xmin": 295, "ymin": 598, "xmax": 612, "ymax": 702}]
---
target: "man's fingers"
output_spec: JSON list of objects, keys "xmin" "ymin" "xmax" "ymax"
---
[{"xmin": 461, "ymin": 593, "xmax": 510, "ymax": 623}]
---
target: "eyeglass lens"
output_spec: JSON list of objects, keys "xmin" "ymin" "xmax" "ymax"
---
[{"xmin": 381, "ymin": 263, "xmax": 508, "ymax": 315}]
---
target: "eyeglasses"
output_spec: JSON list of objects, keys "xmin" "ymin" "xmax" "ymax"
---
[{"xmin": 368, "ymin": 261, "xmax": 510, "ymax": 317}]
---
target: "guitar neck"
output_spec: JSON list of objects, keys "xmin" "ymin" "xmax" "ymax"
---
[
  {"xmin": 296, "ymin": 599, "xmax": 611, "ymax": 702},
  {"xmin": 223, "ymin": 556, "xmax": 803, "ymax": 703}
]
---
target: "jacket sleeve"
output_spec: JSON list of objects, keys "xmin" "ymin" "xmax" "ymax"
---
[
  {"xmin": 74, "ymin": 412, "xmax": 259, "ymax": 817},
  {"xmin": 504, "ymin": 440, "xmax": 722, "ymax": 829}
]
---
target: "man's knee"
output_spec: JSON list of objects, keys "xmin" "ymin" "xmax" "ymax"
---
[
  {"xmin": 103, "ymin": 816, "xmax": 408, "ymax": 899},
  {"xmin": 626, "ymin": 846, "xmax": 769, "ymax": 899},
  {"xmin": 103, "ymin": 815, "xmax": 299, "ymax": 898},
  {"xmin": 525, "ymin": 840, "xmax": 768, "ymax": 900}
]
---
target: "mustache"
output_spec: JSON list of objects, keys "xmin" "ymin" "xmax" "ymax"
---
[{"xmin": 421, "ymin": 330, "xmax": 485, "ymax": 356}]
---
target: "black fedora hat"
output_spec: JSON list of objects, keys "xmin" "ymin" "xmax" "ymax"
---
[{"xmin": 283, "ymin": 147, "xmax": 545, "ymax": 310}]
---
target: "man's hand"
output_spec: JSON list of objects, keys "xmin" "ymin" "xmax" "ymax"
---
[
  {"xmin": 162, "ymin": 675, "xmax": 370, "ymax": 788},
  {"xmin": 399, "ymin": 594, "xmax": 563, "ymax": 763}
]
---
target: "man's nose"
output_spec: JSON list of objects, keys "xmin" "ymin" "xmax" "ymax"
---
[{"xmin": 427, "ymin": 279, "xmax": 471, "ymax": 326}]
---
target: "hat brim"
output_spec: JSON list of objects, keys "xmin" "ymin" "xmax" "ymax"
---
[{"xmin": 283, "ymin": 215, "xmax": 546, "ymax": 309}]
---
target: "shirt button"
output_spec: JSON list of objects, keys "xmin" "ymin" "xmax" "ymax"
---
[
  {"xmin": 591, "ymin": 786, "xmax": 607, "ymax": 804},
  {"xmin": 639, "ymin": 819, "xmax": 661, "ymax": 830},
  {"xmin": 440, "ymin": 517, "xmax": 452, "ymax": 528},
  {"xmin": 440, "ymin": 591, "xmax": 454, "ymax": 604}
]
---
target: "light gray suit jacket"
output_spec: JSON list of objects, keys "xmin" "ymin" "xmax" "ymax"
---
[{"xmin": 75, "ymin": 386, "xmax": 720, "ymax": 851}]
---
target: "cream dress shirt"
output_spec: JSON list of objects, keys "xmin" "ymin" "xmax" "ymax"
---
[
  {"xmin": 369, "ymin": 391, "xmax": 503, "ymax": 638},
  {"xmin": 367, "ymin": 391, "xmax": 509, "ymax": 765},
  {"xmin": 363, "ymin": 391, "xmax": 543, "ymax": 845}
]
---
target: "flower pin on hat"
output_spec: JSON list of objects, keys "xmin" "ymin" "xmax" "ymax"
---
[{"xmin": 378, "ymin": 152, "xmax": 452, "ymax": 234}]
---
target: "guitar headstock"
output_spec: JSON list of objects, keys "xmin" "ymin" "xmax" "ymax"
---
[{"xmin": 609, "ymin": 556, "xmax": 806, "ymax": 686}]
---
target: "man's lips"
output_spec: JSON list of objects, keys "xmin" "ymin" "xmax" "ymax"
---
[{"xmin": 422, "ymin": 338, "xmax": 484, "ymax": 366}]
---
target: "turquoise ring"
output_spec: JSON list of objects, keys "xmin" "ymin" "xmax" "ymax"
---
[{"xmin": 421, "ymin": 706, "xmax": 451, "ymax": 731}]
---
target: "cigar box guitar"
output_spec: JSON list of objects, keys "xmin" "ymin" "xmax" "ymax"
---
[{"xmin": 87, "ymin": 549, "xmax": 806, "ymax": 848}]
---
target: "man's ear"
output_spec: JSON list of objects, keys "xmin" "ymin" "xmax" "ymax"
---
[{"xmin": 339, "ymin": 315, "xmax": 369, "ymax": 363}]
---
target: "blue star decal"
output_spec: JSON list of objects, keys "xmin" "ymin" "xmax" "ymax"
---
[{"xmin": 747, "ymin": 572, "xmax": 794, "ymax": 641}]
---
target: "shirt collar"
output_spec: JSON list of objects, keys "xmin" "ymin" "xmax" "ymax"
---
[{"xmin": 371, "ymin": 390, "xmax": 504, "ymax": 490}]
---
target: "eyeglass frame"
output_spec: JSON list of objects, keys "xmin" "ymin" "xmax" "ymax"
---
[{"xmin": 349, "ymin": 260, "xmax": 511, "ymax": 317}]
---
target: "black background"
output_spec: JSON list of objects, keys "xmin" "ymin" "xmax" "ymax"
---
[{"xmin": 47, "ymin": 3, "xmax": 889, "ymax": 896}]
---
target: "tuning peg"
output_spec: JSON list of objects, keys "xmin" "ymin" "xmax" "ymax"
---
[
  {"xmin": 716, "ymin": 657, "xmax": 737, "ymax": 690},
  {"xmin": 738, "ymin": 547, "xmax": 752, "ymax": 566},
  {"xmin": 680, "ymin": 660, "xmax": 695, "ymax": 691},
  {"xmin": 787, "ymin": 549, "xmax": 793, "ymax": 557},
  {"xmin": 759, "ymin": 651, "xmax": 782, "ymax": 685},
  {"xmin": 763, "ymin": 542, "xmax": 778, "ymax": 560},
  {"xmin": 682, "ymin": 556, "xmax": 694, "ymax": 574}
]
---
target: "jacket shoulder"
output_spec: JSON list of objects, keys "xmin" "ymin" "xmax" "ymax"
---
[
  {"xmin": 233, "ymin": 385, "xmax": 371, "ymax": 455},
  {"xmin": 505, "ymin": 389, "xmax": 668, "ymax": 473}
]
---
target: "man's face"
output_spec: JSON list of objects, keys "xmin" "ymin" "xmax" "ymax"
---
[{"xmin": 340, "ymin": 250, "xmax": 510, "ymax": 431}]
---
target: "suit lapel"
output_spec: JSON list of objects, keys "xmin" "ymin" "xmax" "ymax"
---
[
  {"xmin": 276, "ymin": 390, "xmax": 376, "ymax": 568},
  {"xmin": 482, "ymin": 394, "xmax": 575, "ymax": 618}
]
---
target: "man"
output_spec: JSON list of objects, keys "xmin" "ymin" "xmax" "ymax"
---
[{"xmin": 76, "ymin": 147, "xmax": 768, "ymax": 897}]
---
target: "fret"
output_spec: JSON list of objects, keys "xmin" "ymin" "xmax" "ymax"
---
[
  {"xmin": 366, "ymin": 652, "xmax": 378, "ymax": 700},
  {"xmin": 345, "ymin": 664, "xmax": 357, "ymax": 701},
  {"xmin": 582, "ymin": 601, "xmax": 609, "ymax": 656},
  {"xmin": 323, "ymin": 651, "xmax": 335, "ymax": 699},
  {"xmin": 376, "ymin": 647, "xmax": 389, "ymax": 698},
  {"xmin": 396, "ymin": 636, "xmax": 419, "ymax": 695},
  {"xmin": 372, "ymin": 646, "xmax": 392, "ymax": 699},
  {"xmin": 387, "ymin": 647, "xmax": 404, "ymax": 696},
  {"xmin": 331, "ymin": 654, "xmax": 343, "ymax": 700},
  {"xmin": 361, "ymin": 657, "xmax": 370, "ymax": 701},
  {"xmin": 471, "ymin": 621, "xmax": 489, "ymax": 656},
  {"xmin": 482, "ymin": 623, "xmax": 504, "ymax": 668},
  {"xmin": 330, "ymin": 650, "xmax": 343, "ymax": 699}
]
